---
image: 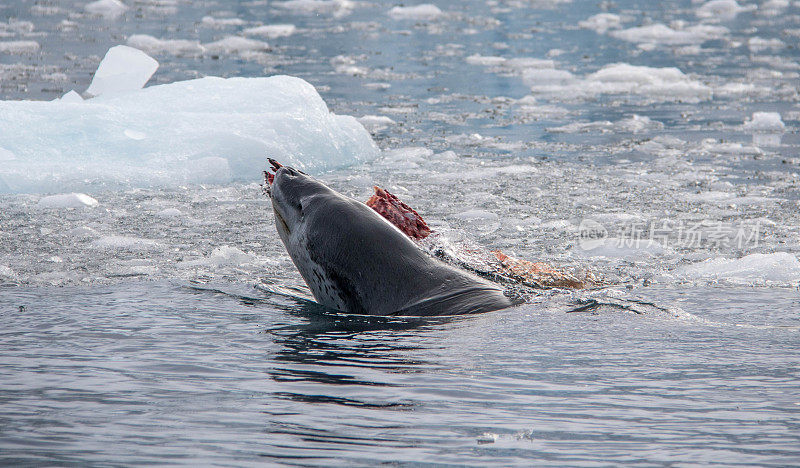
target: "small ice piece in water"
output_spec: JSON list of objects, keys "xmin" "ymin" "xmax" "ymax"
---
[
  {"xmin": 388, "ymin": 4, "xmax": 443, "ymax": 20},
  {"xmin": 742, "ymin": 112, "xmax": 785, "ymax": 132},
  {"xmin": 678, "ymin": 252, "xmax": 800, "ymax": 285},
  {"xmin": 0, "ymin": 265, "xmax": 16, "ymax": 279},
  {"xmin": 68, "ymin": 226, "xmax": 100, "ymax": 238},
  {"xmin": 273, "ymin": 0, "xmax": 354, "ymax": 17},
  {"xmin": 86, "ymin": 45, "xmax": 158, "ymax": 97},
  {"xmin": 90, "ymin": 235, "xmax": 161, "ymax": 251},
  {"xmin": 156, "ymin": 208, "xmax": 182, "ymax": 217},
  {"xmin": 204, "ymin": 36, "xmax": 270, "ymax": 54},
  {"xmin": 127, "ymin": 34, "xmax": 205, "ymax": 56},
  {"xmin": 609, "ymin": 23, "xmax": 728, "ymax": 46},
  {"xmin": 243, "ymin": 24, "xmax": 296, "ymax": 38},
  {"xmin": 578, "ymin": 13, "xmax": 622, "ymax": 33},
  {"xmin": 84, "ymin": 0, "xmax": 128, "ymax": 19},
  {"xmin": 357, "ymin": 115, "xmax": 396, "ymax": 131},
  {"xmin": 477, "ymin": 433, "xmax": 498, "ymax": 444},
  {"xmin": 37, "ymin": 193, "xmax": 99, "ymax": 208},
  {"xmin": 123, "ymin": 129, "xmax": 146, "ymax": 140},
  {"xmin": 695, "ymin": 0, "xmax": 754, "ymax": 20},
  {"xmin": 0, "ymin": 41, "xmax": 40, "ymax": 54},
  {"xmin": 201, "ymin": 246, "xmax": 258, "ymax": 267},
  {"xmin": 59, "ymin": 90, "xmax": 83, "ymax": 102},
  {"xmin": 200, "ymin": 16, "xmax": 246, "ymax": 28},
  {"xmin": 747, "ymin": 37, "xmax": 785, "ymax": 52},
  {"xmin": 453, "ymin": 209, "xmax": 500, "ymax": 222}
]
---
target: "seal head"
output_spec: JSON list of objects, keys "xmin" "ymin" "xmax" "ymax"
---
[{"xmin": 267, "ymin": 164, "xmax": 515, "ymax": 316}]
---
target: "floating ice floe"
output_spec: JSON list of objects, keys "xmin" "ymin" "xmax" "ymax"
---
[
  {"xmin": 742, "ymin": 112, "xmax": 785, "ymax": 132},
  {"xmin": 127, "ymin": 35, "xmax": 205, "ymax": 56},
  {"xmin": 678, "ymin": 252, "xmax": 800, "ymax": 285},
  {"xmin": 576, "ymin": 237, "xmax": 670, "ymax": 259},
  {"xmin": 84, "ymin": 0, "xmax": 128, "ymax": 19},
  {"xmin": 388, "ymin": 4, "xmax": 444, "ymax": 20},
  {"xmin": 695, "ymin": 0, "xmax": 755, "ymax": 20},
  {"xmin": 203, "ymin": 36, "xmax": 270, "ymax": 54},
  {"xmin": 747, "ymin": 37, "xmax": 785, "ymax": 52},
  {"xmin": 357, "ymin": 115, "xmax": 396, "ymax": 131},
  {"xmin": 578, "ymin": 13, "xmax": 622, "ymax": 33},
  {"xmin": 273, "ymin": 0, "xmax": 354, "ymax": 17},
  {"xmin": 86, "ymin": 45, "xmax": 158, "ymax": 97},
  {"xmin": 0, "ymin": 47, "xmax": 377, "ymax": 194},
  {"xmin": 547, "ymin": 115, "xmax": 663, "ymax": 134},
  {"xmin": 0, "ymin": 41, "xmax": 40, "ymax": 54},
  {"xmin": 243, "ymin": 24, "xmax": 297, "ymax": 38},
  {"xmin": 609, "ymin": 23, "xmax": 728, "ymax": 46},
  {"xmin": 90, "ymin": 235, "xmax": 162, "ymax": 251},
  {"xmin": 182, "ymin": 246, "xmax": 269, "ymax": 268},
  {"xmin": 37, "ymin": 193, "xmax": 99, "ymax": 208},
  {"xmin": 200, "ymin": 16, "xmax": 246, "ymax": 28},
  {"xmin": 155, "ymin": 208, "xmax": 183, "ymax": 218}
]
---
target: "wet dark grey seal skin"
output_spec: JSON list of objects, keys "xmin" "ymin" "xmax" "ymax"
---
[{"xmin": 267, "ymin": 164, "xmax": 517, "ymax": 316}]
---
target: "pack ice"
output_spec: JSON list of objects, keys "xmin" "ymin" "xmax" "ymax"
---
[{"xmin": 0, "ymin": 46, "xmax": 378, "ymax": 194}]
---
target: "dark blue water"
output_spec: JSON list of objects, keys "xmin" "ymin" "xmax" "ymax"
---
[{"xmin": 2, "ymin": 282, "xmax": 798, "ymax": 466}]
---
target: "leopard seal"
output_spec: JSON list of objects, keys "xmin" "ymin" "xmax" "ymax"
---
[{"xmin": 265, "ymin": 160, "xmax": 516, "ymax": 316}]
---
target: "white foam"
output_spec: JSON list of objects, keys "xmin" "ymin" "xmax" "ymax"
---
[
  {"xmin": 37, "ymin": 193, "xmax": 99, "ymax": 208},
  {"xmin": 127, "ymin": 34, "xmax": 205, "ymax": 56},
  {"xmin": 84, "ymin": 0, "xmax": 128, "ymax": 18},
  {"xmin": 695, "ymin": 0, "xmax": 754, "ymax": 20},
  {"xmin": 86, "ymin": 45, "xmax": 159, "ymax": 97},
  {"xmin": 0, "ymin": 265, "xmax": 16, "ymax": 279},
  {"xmin": 678, "ymin": 252, "xmax": 800, "ymax": 285},
  {"xmin": 578, "ymin": 13, "xmax": 622, "ymax": 33},
  {"xmin": 388, "ymin": 4, "xmax": 444, "ymax": 20},
  {"xmin": 610, "ymin": 23, "xmax": 728, "ymax": 45},
  {"xmin": 0, "ymin": 73, "xmax": 378, "ymax": 193},
  {"xmin": 243, "ymin": 24, "xmax": 296, "ymax": 38},
  {"xmin": 0, "ymin": 40, "xmax": 40, "ymax": 54},
  {"xmin": 204, "ymin": 36, "xmax": 270, "ymax": 54},
  {"xmin": 742, "ymin": 112, "xmax": 785, "ymax": 132}
]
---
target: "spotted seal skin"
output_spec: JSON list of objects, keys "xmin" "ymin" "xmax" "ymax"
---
[{"xmin": 266, "ymin": 162, "xmax": 517, "ymax": 316}]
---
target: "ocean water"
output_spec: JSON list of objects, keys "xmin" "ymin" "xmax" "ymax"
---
[{"xmin": 2, "ymin": 0, "xmax": 800, "ymax": 465}]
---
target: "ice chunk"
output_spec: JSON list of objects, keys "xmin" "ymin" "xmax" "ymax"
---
[
  {"xmin": 155, "ymin": 208, "xmax": 183, "ymax": 217},
  {"xmin": 86, "ymin": 45, "xmax": 159, "ymax": 97},
  {"xmin": 273, "ymin": 0, "xmax": 354, "ymax": 17},
  {"xmin": 548, "ymin": 115, "xmax": 663, "ymax": 134},
  {"xmin": 577, "ymin": 238, "xmax": 669, "ymax": 259},
  {"xmin": 0, "ymin": 41, "xmax": 40, "ymax": 54},
  {"xmin": 695, "ymin": 0, "xmax": 754, "ymax": 20},
  {"xmin": 678, "ymin": 252, "xmax": 800, "ymax": 285},
  {"xmin": 59, "ymin": 90, "xmax": 83, "ymax": 102},
  {"xmin": 0, "ymin": 74, "xmax": 378, "ymax": 193},
  {"xmin": 742, "ymin": 112, "xmax": 785, "ymax": 132},
  {"xmin": 37, "ymin": 193, "xmax": 99, "ymax": 208},
  {"xmin": 127, "ymin": 34, "xmax": 205, "ymax": 56},
  {"xmin": 578, "ymin": 13, "xmax": 622, "ymax": 33},
  {"xmin": 609, "ymin": 24, "xmax": 728, "ymax": 45},
  {"xmin": 203, "ymin": 36, "xmax": 270, "ymax": 54},
  {"xmin": 201, "ymin": 246, "xmax": 258, "ymax": 267},
  {"xmin": 91, "ymin": 235, "xmax": 161, "ymax": 250},
  {"xmin": 200, "ymin": 16, "xmax": 246, "ymax": 28},
  {"xmin": 84, "ymin": 0, "xmax": 128, "ymax": 19},
  {"xmin": 453, "ymin": 209, "xmax": 500, "ymax": 222},
  {"xmin": 747, "ymin": 37, "xmax": 784, "ymax": 52},
  {"xmin": 388, "ymin": 4, "xmax": 444, "ymax": 20},
  {"xmin": 357, "ymin": 115, "xmax": 396, "ymax": 131},
  {"xmin": 243, "ymin": 24, "xmax": 296, "ymax": 38}
]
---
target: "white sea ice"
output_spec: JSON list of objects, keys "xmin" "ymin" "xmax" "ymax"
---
[
  {"xmin": 243, "ymin": 24, "xmax": 297, "ymax": 38},
  {"xmin": 84, "ymin": 0, "xmax": 128, "ymax": 19},
  {"xmin": 59, "ymin": 90, "xmax": 83, "ymax": 102},
  {"xmin": 86, "ymin": 45, "xmax": 159, "ymax": 97},
  {"xmin": 357, "ymin": 115, "xmax": 396, "ymax": 131},
  {"xmin": 0, "ymin": 73, "xmax": 378, "ymax": 193},
  {"xmin": 155, "ymin": 208, "xmax": 183, "ymax": 218},
  {"xmin": 90, "ymin": 235, "xmax": 161, "ymax": 251},
  {"xmin": 609, "ymin": 23, "xmax": 728, "ymax": 45},
  {"xmin": 388, "ymin": 4, "xmax": 444, "ymax": 20},
  {"xmin": 203, "ymin": 36, "xmax": 270, "ymax": 54},
  {"xmin": 742, "ymin": 112, "xmax": 785, "ymax": 132},
  {"xmin": 127, "ymin": 34, "xmax": 205, "ymax": 56},
  {"xmin": 747, "ymin": 37, "xmax": 785, "ymax": 52},
  {"xmin": 0, "ymin": 41, "xmax": 40, "ymax": 54},
  {"xmin": 37, "ymin": 193, "xmax": 99, "ymax": 208},
  {"xmin": 678, "ymin": 252, "xmax": 800, "ymax": 285},
  {"xmin": 695, "ymin": 0, "xmax": 755, "ymax": 20},
  {"xmin": 576, "ymin": 237, "xmax": 669, "ymax": 259},
  {"xmin": 548, "ymin": 115, "xmax": 663, "ymax": 134},
  {"xmin": 273, "ymin": 0, "xmax": 354, "ymax": 17},
  {"xmin": 200, "ymin": 16, "xmax": 246, "ymax": 28},
  {"xmin": 578, "ymin": 13, "xmax": 622, "ymax": 33}
]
